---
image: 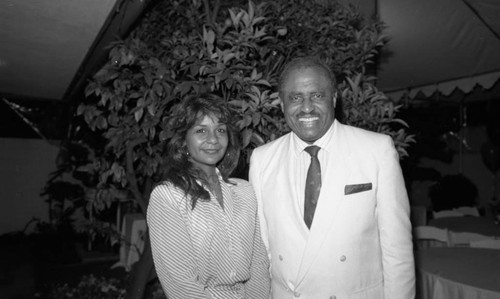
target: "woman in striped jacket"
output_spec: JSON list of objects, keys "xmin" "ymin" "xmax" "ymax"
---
[{"xmin": 147, "ymin": 95, "xmax": 270, "ymax": 299}]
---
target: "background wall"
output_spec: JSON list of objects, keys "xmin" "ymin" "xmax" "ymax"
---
[{"xmin": 0, "ymin": 138, "xmax": 58, "ymax": 235}]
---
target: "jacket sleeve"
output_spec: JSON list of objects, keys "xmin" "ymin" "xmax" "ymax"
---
[
  {"xmin": 249, "ymin": 150, "xmax": 271, "ymax": 257},
  {"xmin": 376, "ymin": 136, "xmax": 416, "ymax": 299},
  {"xmin": 245, "ymin": 202, "xmax": 271, "ymax": 298},
  {"xmin": 147, "ymin": 185, "xmax": 212, "ymax": 299}
]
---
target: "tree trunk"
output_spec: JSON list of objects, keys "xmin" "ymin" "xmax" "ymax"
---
[{"xmin": 125, "ymin": 233, "xmax": 156, "ymax": 299}]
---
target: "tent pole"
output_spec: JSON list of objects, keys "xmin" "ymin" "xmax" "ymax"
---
[
  {"xmin": 458, "ymin": 95, "xmax": 467, "ymax": 174},
  {"xmin": 461, "ymin": 0, "xmax": 500, "ymax": 42}
]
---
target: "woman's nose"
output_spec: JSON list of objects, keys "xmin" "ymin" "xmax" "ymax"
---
[{"xmin": 207, "ymin": 131, "xmax": 218, "ymax": 143}]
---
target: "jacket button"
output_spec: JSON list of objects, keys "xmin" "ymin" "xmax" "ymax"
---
[
  {"xmin": 293, "ymin": 291, "xmax": 301, "ymax": 297},
  {"xmin": 340, "ymin": 255, "xmax": 346, "ymax": 262},
  {"xmin": 330, "ymin": 296, "xmax": 336, "ymax": 299},
  {"xmin": 279, "ymin": 254, "xmax": 283, "ymax": 261}
]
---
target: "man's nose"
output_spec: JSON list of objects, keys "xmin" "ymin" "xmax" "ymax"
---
[{"xmin": 301, "ymin": 97, "xmax": 314, "ymax": 113}]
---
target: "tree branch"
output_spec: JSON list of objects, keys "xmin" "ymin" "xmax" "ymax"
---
[
  {"xmin": 211, "ymin": 0, "xmax": 220, "ymax": 24},
  {"xmin": 203, "ymin": 0, "xmax": 211, "ymax": 25},
  {"xmin": 126, "ymin": 137, "xmax": 148, "ymax": 215}
]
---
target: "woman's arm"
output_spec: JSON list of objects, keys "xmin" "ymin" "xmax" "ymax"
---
[
  {"xmin": 147, "ymin": 185, "xmax": 211, "ymax": 299},
  {"xmin": 245, "ymin": 200, "xmax": 271, "ymax": 298}
]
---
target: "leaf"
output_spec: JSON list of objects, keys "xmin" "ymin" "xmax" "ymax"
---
[
  {"xmin": 153, "ymin": 82, "xmax": 163, "ymax": 96},
  {"xmin": 134, "ymin": 108, "xmax": 144, "ymax": 122},
  {"xmin": 242, "ymin": 128, "xmax": 252, "ymax": 148},
  {"xmin": 277, "ymin": 27, "xmax": 288, "ymax": 36},
  {"xmin": 229, "ymin": 9, "xmax": 242, "ymax": 28},
  {"xmin": 222, "ymin": 53, "xmax": 236, "ymax": 64},
  {"xmin": 76, "ymin": 104, "xmax": 86, "ymax": 116},
  {"xmin": 147, "ymin": 103, "xmax": 156, "ymax": 116},
  {"xmin": 252, "ymin": 111, "xmax": 261, "ymax": 126}
]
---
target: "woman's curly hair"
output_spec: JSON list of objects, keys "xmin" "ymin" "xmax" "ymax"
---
[{"xmin": 161, "ymin": 94, "xmax": 241, "ymax": 209}]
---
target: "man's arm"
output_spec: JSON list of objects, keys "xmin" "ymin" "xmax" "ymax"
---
[
  {"xmin": 376, "ymin": 136, "xmax": 416, "ymax": 299},
  {"xmin": 249, "ymin": 151, "xmax": 270, "ymax": 255},
  {"xmin": 245, "ymin": 204, "xmax": 271, "ymax": 298}
]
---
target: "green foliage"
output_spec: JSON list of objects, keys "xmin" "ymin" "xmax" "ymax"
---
[
  {"xmin": 74, "ymin": 0, "xmax": 413, "ymax": 220},
  {"xmin": 40, "ymin": 275, "xmax": 167, "ymax": 299},
  {"xmin": 341, "ymin": 74, "xmax": 415, "ymax": 157},
  {"xmin": 41, "ymin": 275, "xmax": 126, "ymax": 299}
]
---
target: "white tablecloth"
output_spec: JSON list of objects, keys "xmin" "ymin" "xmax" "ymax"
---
[{"xmin": 416, "ymin": 247, "xmax": 500, "ymax": 299}]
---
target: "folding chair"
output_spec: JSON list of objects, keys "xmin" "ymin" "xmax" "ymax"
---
[
  {"xmin": 413, "ymin": 226, "xmax": 450, "ymax": 250},
  {"xmin": 432, "ymin": 209, "xmax": 463, "ymax": 219},
  {"xmin": 470, "ymin": 239, "xmax": 500, "ymax": 249},
  {"xmin": 454, "ymin": 206, "xmax": 480, "ymax": 217},
  {"xmin": 449, "ymin": 231, "xmax": 493, "ymax": 247}
]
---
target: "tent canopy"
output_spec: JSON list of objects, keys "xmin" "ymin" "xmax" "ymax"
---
[{"xmin": 376, "ymin": 0, "xmax": 500, "ymax": 101}]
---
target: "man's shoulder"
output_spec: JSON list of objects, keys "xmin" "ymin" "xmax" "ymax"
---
[
  {"xmin": 339, "ymin": 122, "xmax": 391, "ymax": 143},
  {"xmin": 253, "ymin": 132, "xmax": 291, "ymax": 154},
  {"xmin": 250, "ymin": 133, "xmax": 292, "ymax": 168}
]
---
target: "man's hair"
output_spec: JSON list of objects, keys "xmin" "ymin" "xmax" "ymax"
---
[
  {"xmin": 278, "ymin": 56, "xmax": 337, "ymax": 97},
  {"xmin": 160, "ymin": 94, "xmax": 241, "ymax": 209}
]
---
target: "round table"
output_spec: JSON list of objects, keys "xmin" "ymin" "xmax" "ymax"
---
[{"xmin": 416, "ymin": 247, "xmax": 500, "ymax": 299}]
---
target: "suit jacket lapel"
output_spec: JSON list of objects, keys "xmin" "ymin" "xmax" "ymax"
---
[{"xmin": 296, "ymin": 122, "xmax": 354, "ymax": 284}]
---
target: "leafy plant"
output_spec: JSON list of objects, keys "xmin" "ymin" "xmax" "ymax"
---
[
  {"xmin": 341, "ymin": 74, "xmax": 414, "ymax": 157},
  {"xmin": 40, "ymin": 275, "xmax": 126, "ymax": 299}
]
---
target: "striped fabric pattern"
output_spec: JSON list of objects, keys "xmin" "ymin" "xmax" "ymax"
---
[{"xmin": 147, "ymin": 176, "xmax": 270, "ymax": 299}]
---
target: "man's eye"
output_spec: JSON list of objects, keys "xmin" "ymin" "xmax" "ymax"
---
[
  {"xmin": 291, "ymin": 95, "xmax": 302, "ymax": 102},
  {"xmin": 312, "ymin": 93, "xmax": 322, "ymax": 99}
]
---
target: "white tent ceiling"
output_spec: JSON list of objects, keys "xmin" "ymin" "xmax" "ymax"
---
[
  {"xmin": 376, "ymin": 0, "xmax": 500, "ymax": 101},
  {"xmin": 0, "ymin": 0, "xmax": 149, "ymax": 101},
  {"xmin": 1, "ymin": 0, "xmax": 499, "ymax": 103}
]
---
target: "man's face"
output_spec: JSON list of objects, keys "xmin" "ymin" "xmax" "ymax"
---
[{"xmin": 280, "ymin": 66, "xmax": 336, "ymax": 143}]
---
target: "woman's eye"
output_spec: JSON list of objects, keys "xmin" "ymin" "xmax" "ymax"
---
[
  {"xmin": 217, "ymin": 127, "xmax": 227, "ymax": 133},
  {"xmin": 195, "ymin": 128, "xmax": 206, "ymax": 133}
]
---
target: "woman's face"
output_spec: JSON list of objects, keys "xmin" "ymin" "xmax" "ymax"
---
[{"xmin": 185, "ymin": 114, "xmax": 228, "ymax": 174}]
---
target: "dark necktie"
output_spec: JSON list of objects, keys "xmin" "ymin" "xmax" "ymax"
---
[{"xmin": 304, "ymin": 145, "xmax": 321, "ymax": 229}]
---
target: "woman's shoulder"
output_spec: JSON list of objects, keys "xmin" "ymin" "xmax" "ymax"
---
[
  {"xmin": 228, "ymin": 177, "xmax": 251, "ymax": 187},
  {"xmin": 228, "ymin": 178, "xmax": 256, "ymax": 199},
  {"xmin": 150, "ymin": 181, "xmax": 187, "ymax": 205}
]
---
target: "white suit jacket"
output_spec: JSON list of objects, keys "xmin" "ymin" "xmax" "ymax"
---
[{"xmin": 249, "ymin": 120, "xmax": 415, "ymax": 299}]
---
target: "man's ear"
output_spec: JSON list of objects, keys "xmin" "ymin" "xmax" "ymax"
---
[{"xmin": 332, "ymin": 93, "xmax": 337, "ymax": 108}]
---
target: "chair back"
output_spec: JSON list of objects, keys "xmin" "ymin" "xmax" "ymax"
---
[
  {"xmin": 454, "ymin": 206, "xmax": 480, "ymax": 217},
  {"xmin": 432, "ymin": 209, "xmax": 463, "ymax": 219},
  {"xmin": 413, "ymin": 226, "xmax": 450, "ymax": 249},
  {"xmin": 470, "ymin": 239, "xmax": 500, "ymax": 249},
  {"xmin": 449, "ymin": 231, "xmax": 493, "ymax": 247}
]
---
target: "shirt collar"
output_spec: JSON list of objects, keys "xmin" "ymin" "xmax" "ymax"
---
[{"xmin": 291, "ymin": 119, "xmax": 337, "ymax": 155}]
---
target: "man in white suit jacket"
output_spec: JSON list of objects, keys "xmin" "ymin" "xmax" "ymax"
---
[{"xmin": 249, "ymin": 57, "xmax": 415, "ymax": 299}]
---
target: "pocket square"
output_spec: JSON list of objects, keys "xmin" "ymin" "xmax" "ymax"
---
[{"xmin": 344, "ymin": 183, "xmax": 372, "ymax": 195}]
